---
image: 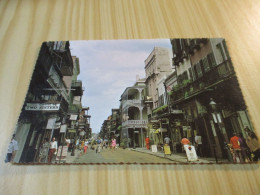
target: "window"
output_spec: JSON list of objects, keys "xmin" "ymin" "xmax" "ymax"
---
[
  {"xmin": 188, "ymin": 67, "xmax": 194, "ymax": 81},
  {"xmin": 202, "ymin": 57, "xmax": 210, "ymax": 72},
  {"xmin": 222, "ymin": 40, "xmax": 230, "ymax": 59},
  {"xmin": 207, "ymin": 53, "xmax": 216, "ymax": 67},
  {"xmin": 216, "ymin": 43, "xmax": 225, "ymax": 62},
  {"xmin": 192, "ymin": 65, "xmax": 198, "ymax": 80},
  {"xmin": 196, "ymin": 63, "xmax": 203, "ymax": 78}
]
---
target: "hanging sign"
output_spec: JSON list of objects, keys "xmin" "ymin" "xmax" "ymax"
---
[
  {"xmin": 60, "ymin": 124, "xmax": 67, "ymax": 133},
  {"xmin": 25, "ymin": 103, "xmax": 60, "ymax": 111},
  {"xmin": 46, "ymin": 118, "xmax": 57, "ymax": 129}
]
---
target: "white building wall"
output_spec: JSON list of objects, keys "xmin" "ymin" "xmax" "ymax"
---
[{"xmin": 145, "ymin": 47, "xmax": 173, "ymax": 109}]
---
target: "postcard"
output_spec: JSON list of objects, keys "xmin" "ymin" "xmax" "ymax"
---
[{"xmin": 5, "ymin": 39, "xmax": 259, "ymax": 164}]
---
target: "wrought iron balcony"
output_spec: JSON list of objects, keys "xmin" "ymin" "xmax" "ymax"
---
[
  {"xmin": 71, "ymin": 80, "xmax": 83, "ymax": 96},
  {"xmin": 122, "ymin": 120, "xmax": 148, "ymax": 128},
  {"xmin": 170, "ymin": 60, "xmax": 235, "ymax": 104}
]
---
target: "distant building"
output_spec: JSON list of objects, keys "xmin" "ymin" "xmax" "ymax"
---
[{"xmin": 120, "ymin": 78, "xmax": 148, "ymax": 148}]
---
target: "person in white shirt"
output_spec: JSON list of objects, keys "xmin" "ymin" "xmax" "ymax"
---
[
  {"xmin": 5, "ymin": 134, "xmax": 19, "ymax": 163},
  {"xmin": 195, "ymin": 133, "xmax": 203, "ymax": 157},
  {"xmin": 48, "ymin": 137, "xmax": 57, "ymax": 163}
]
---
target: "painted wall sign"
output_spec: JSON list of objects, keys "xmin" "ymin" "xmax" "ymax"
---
[{"xmin": 25, "ymin": 103, "xmax": 60, "ymax": 111}]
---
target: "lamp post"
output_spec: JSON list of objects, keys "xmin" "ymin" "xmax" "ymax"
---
[{"xmin": 133, "ymin": 125, "xmax": 136, "ymax": 149}]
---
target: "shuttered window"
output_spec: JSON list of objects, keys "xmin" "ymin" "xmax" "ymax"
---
[
  {"xmin": 196, "ymin": 63, "xmax": 203, "ymax": 78},
  {"xmin": 202, "ymin": 57, "xmax": 210, "ymax": 72},
  {"xmin": 207, "ymin": 53, "xmax": 216, "ymax": 67}
]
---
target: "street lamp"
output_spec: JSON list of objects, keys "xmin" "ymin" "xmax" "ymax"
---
[
  {"xmin": 209, "ymin": 98, "xmax": 221, "ymax": 163},
  {"xmin": 133, "ymin": 126, "xmax": 136, "ymax": 149}
]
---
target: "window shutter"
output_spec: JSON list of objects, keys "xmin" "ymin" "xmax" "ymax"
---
[{"xmin": 203, "ymin": 57, "xmax": 210, "ymax": 72}]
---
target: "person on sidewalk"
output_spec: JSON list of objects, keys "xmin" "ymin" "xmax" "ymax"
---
[
  {"xmin": 145, "ymin": 136, "xmax": 150, "ymax": 150},
  {"xmin": 164, "ymin": 135, "xmax": 171, "ymax": 145},
  {"xmin": 5, "ymin": 134, "xmax": 19, "ymax": 163},
  {"xmin": 96, "ymin": 137, "xmax": 102, "ymax": 153},
  {"xmin": 48, "ymin": 137, "xmax": 57, "ymax": 163},
  {"xmin": 38, "ymin": 138, "xmax": 49, "ymax": 163},
  {"xmin": 230, "ymin": 132, "xmax": 242, "ymax": 162},
  {"xmin": 84, "ymin": 140, "xmax": 88, "ymax": 154},
  {"xmin": 111, "ymin": 137, "xmax": 117, "ymax": 151},
  {"xmin": 181, "ymin": 137, "xmax": 190, "ymax": 152}
]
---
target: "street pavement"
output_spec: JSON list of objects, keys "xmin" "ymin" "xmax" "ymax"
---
[
  {"xmin": 63, "ymin": 147, "xmax": 229, "ymax": 164},
  {"xmin": 68, "ymin": 147, "xmax": 174, "ymax": 163}
]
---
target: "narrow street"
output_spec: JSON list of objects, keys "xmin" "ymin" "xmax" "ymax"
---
[{"xmin": 70, "ymin": 148, "xmax": 174, "ymax": 163}]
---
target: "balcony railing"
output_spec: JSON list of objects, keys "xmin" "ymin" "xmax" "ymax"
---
[
  {"xmin": 47, "ymin": 65, "xmax": 69, "ymax": 102},
  {"xmin": 122, "ymin": 120, "xmax": 148, "ymax": 128},
  {"xmin": 71, "ymin": 80, "xmax": 83, "ymax": 95},
  {"xmin": 122, "ymin": 99, "xmax": 142, "ymax": 109},
  {"xmin": 170, "ymin": 60, "xmax": 234, "ymax": 104}
]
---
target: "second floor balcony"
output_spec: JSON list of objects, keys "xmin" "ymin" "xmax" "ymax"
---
[
  {"xmin": 71, "ymin": 80, "xmax": 84, "ymax": 96},
  {"xmin": 170, "ymin": 59, "xmax": 234, "ymax": 104},
  {"xmin": 122, "ymin": 120, "xmax": 148, "ymax": 128},
  {"xmin": 122, "ymin": 99, "xmax": 142, "ymax": 109}
]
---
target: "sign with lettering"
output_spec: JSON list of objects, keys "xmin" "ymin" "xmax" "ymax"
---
[
  {"xmin": 184, "ymin": 145, "xmax": 198, "ymax": 161},
  {"xmin": 25, "ymin": 103, "xmax": 60, "ymax": 111},
  {"xmin": 151, "ymin": 145, "xmax": 157, "ymax": 153}
]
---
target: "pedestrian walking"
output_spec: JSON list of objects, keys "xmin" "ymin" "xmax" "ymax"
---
[
  {"xmin": 38, "ymin": 138, "xmax": 49, "ymax": 163},
  {"xmin": 164, "ymin": 135, "xmax": 171, "ymax": 145},
  {"xmin": 195, "ymin": 133, "xmax": 203, "ymax": 157},
  {"xmin": 145, "ymin": 136, "xmax": 150, "ymax": 150},
  {"xmin": 230, "ymin": 132, "xmax": 242, "ymax": 162},
  {"xmin": 48, "ymin": 137, "xmax": 57, "ymax": 163},
  {"xmin": 84, "ymin": 140, "xmax": 88, "ymax": 154},
  {"xmin": 245, "ymin": 128, "xmax": 260, "ymax": 162},
  {"xmin": 5, "ymin": 134, "xmax": 19, "ymax": 163},
  {"xmin": 96, "ymin": 137, "xmax": 102, "ymax": 153},
  {"xmin": 111, "ymin": 137, "xmax": 117, "ymax": 151},
  {"xmin": 238, "ymin": 133, "xmax": 250, "ymax": 162},
  {"xmin": 181, "ymin": 137, "xmax": 190, "ymax": 152}
]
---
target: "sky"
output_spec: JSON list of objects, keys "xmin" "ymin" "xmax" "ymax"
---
[{"xmin": 70, "ymin": 39, "xmax": 172, "ymax": 133}]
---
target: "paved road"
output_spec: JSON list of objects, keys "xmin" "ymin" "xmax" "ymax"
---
[{"xmin": 73, "ymin": 148, "xmax": 173, "ymax": 163}]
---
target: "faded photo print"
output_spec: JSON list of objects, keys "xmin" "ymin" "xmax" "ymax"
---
[{"xmin": 6, "ymin": 39, "xmax": 259, "ymax": 164}]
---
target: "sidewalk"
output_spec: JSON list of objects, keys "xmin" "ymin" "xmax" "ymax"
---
[
  {"xmin": 63, "ymin": 149, "xmax": 82, "ymax": 163},
  {"xmin": 130, "ymin": 147, "xmax": 229, "ymax": 164}
]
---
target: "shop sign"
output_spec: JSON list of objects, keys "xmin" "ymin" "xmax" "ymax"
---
[
  {"xmin": 70, "ymin": 114, "xmax": 78, "ymax": 120},
  {"xmin": 46, "ymin": 118, "xmax": 56, "ymax": 129},
  {"xmin": 183, "ymin": 126, "xmax": 191, "ymax": 131},
  {"xmin": 134, "ymin": 131, "xmax": 139, "ymax": 133},
  {"xmin": 25, "ymin": 103, "xmax": 60, "ymax": 111},
  {"xmin": 151, "ymin": 145, "xmax": 157, "ymax": 153},
  {"xmin": 151, "ymin": 120, "xmax": 159, "ymax": 123},
  {"xmin": 184, "ymin": 145, "xmax": 198, "ymax": 161},
  {"xmin": 54, "ymin": 122, "xmax": 61, "ymax": 129},
  {"xmin": 80, "ymin": 131, "xmax": 85, "ymax": 136},
  {"xmin": 68, "ymin": 129, "xmax": 76, "ymax": 133},
  {"xmin": 171, "ymin": 110, "xmax": 183, "ymax": 114},
  {"xmin": 60, "ymin": 124, "xmax": 67, "ymax": 133}
]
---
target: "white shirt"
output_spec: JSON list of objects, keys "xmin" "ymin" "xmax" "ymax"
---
[
  {"xmin": 50, "ymin": 141, "xmax": 57, "ymax": 149},
  {"xmin": 7, "ymin": 139, "xmax": 19, "ymax": 153},
  {"xmin": 195, "ymin": 135, "xmax": 202, "ymax": 144}
]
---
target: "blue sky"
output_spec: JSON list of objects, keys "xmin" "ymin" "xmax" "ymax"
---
[{"xmin": 70, "ymin": 39, "xmax": 172, "ymax": 133}]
